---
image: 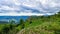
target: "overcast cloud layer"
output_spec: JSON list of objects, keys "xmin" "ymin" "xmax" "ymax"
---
[{"xmin": 0, "ymin": 0, "xmax": 60, "ymax": 16}]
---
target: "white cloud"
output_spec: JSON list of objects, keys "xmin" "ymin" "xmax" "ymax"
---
[
  {"xmin": 1, "ymin": 6, "xmax": 17, "ymax": 10},
  {"xmin": 0, "ymin": 0, "xmax": 60, "ymax": 16},
  {"xmin": 39, "ymin": 0, "xmax": 60, "ymax": 8},
  {"xmin": 0, "ymin": 12, "xmax": 55, "ymax": 16}
]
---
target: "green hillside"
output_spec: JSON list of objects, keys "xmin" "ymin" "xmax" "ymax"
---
[
  {"xmin": 17, "ymin": 12, "xmax": 60, "ymax": 34},
  {"xmin": 0, "ymin": 12, "xmax": 60, "ymax": 34}
]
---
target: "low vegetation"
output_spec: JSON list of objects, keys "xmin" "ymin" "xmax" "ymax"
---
[
  {"xmin": 17, "ymin": 12, "xmax": 60, "ymax": 34},
  {"xmin": 0, "ymin": 12, "xmax": 60, "ymax": 34}
]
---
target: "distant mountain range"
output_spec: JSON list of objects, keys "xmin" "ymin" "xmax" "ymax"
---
[
  {"xmin": 0, "ymin": 16, "xmax": 29, "ymax": 24},
  {"xmin": 0, "ymin": 21, "xmax": 8, "ymax": 24}
]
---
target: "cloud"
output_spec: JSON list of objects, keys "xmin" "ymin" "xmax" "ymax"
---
[
  {"xmin": 0, "ymin": 0, "xmax": 60, "ymax": 16},
  {"xmin": 39, "ymin": 0, "xmax": 60, "ymax": 13}
]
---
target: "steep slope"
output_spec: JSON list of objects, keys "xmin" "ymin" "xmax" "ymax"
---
[
  {"xmin": 17, "ymin": 22, "xmax": 60, "ymax": 34},
  {"xmin": 17, "ymin": 12, "xmax": 60, "ymax": 34}
]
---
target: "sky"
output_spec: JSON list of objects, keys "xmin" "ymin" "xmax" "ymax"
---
[{"xmin": 0, "ymin": 0, "xmax": 60, "ymax": 16}]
